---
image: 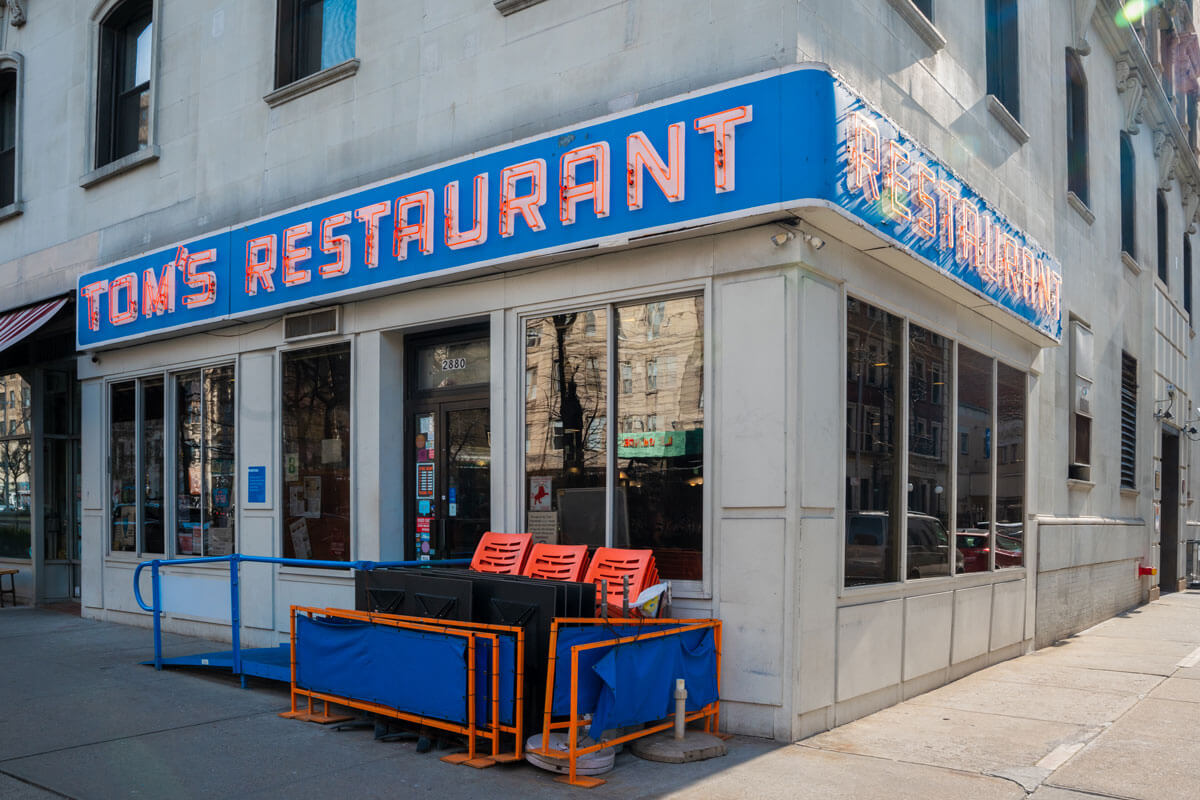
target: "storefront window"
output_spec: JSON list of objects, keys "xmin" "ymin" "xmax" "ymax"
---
[
  {"xmin": 142, "ymin": 378, "xmax": 164, "ymax": 553},
  {"xmin": 995, "ymin": 363, "xmax": 1026, "ymax": 568},
  {"xmin": 109, "ymin": 377, "xmax": 165, "ymax": 555},
  {"xmin": 282, "ymin": 344, "xmax": 351, "ymax": 561},
  {"xmin": 523, "ymin": 295, "xmax": 706, "ymax": 581},
  {"xmin": 525, "ymin": 310, "xmax": 608, "ymax": 546},
  {"xmin": 616, "ymin": 297, "xmax": 704, "ymax": 580},
  {"xmin": 907, "ymin": 325, "xmax": 952, "ymax": 579},
  {"xmin": 175, "ymin": 366, "xmax": 235, "ymax": 556},
  {"xmin": 109, "ymin": 381, "xmax": 137, "ymax": 552},
  {"xmin": 0, "ymin": 370, "xmax": 31, "ymax": 557},
  {"xmin": 844, "ymin": 301, "xmax": 1028, "ymax": 587},
  {"xmin": 845, "ymin": 299, "xmax": 903, "ymax": 586},
  {"xmin": 957, "ymin": 347, "xmax": 993, "ymax": 573}
]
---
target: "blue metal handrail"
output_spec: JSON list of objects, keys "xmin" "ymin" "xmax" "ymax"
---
[{"xmin": 133, "ymin": 553, "xmax": 470, "ymax": 682}]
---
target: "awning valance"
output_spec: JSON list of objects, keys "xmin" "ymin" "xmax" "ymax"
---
[{"xmin": 0, "ymin": 297, "xmax": 68, "ymax": 354}]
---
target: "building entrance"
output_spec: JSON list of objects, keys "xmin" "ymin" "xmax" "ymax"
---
[
  {"xmin": 1160, "ymin": 430, "xmax": 1180, "ymax": 594},
  {"xmin": 406, "ymin": 329, "xmax": 490, "ymax": 561}
]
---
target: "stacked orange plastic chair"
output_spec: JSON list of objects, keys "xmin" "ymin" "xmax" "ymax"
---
[
  {"xmin": 469, "ymin": 531, "xmax": 533, "ymax": 575},
  {"xmin": 522, "ymin": 543, "xmax": 591, "ymax": 582},
  {"xmin": 583, "ymin": 547, "xmax": 660, "ymax": 616}
]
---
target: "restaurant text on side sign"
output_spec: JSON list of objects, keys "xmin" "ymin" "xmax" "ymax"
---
[{"xmin": 77, "ymin": 67, "xmax": 1062, "ymax": 348}]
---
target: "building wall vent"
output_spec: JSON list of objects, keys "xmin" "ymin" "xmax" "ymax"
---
[{"xmin": 283, "ymin": 307, "xmax": 340, "ymax": 341}]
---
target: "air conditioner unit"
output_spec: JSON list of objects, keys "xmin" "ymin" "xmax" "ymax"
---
[
  {"xmin": 283, "ymin": 307, "xmax": 340, "ymax": 341},
  {"xmin": 1071, "ymin": 320, "xmax": 1094, "ymax": 418}
]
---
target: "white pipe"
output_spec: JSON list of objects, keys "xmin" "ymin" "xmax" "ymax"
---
[{"xmin": 674, "ymin": 678, "xmax": 687, "ymax": 740}]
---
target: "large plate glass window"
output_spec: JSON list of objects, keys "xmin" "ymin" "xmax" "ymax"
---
[
  {"xmin": 907, "ymin": 324, "xmax": 953, "ymax": 580},
  {"xmin": 843, "ymin": 296, "xmax": 1028, "ymax": 587},
  {"xmin": 845, "ymin": 299, "xmax": 903, "ymax": 586},
  {"xmin": 282, "ymin": 343, "xmax": 351, "ymax": 561},
  {"xmin": 0, "ymin": 372, "xmax": 31, "ymax": 558},
  {"xmin": 175, "ymin": 366, "xmax": 236, "ymax": 556},
  {"xmin": 108, "ymin": 376, "xmax": 163, "ymax": 554},
  {"xmin": 523, "ymin": 294, "xmax": 705, "ymax": 581},
  {"xmin": 995, "ymin": 362, "xmax": 1025, "ymax": 568},
  {"xmin": 957, "ymin": 347, "xmax": 993, "ymax": 573}
]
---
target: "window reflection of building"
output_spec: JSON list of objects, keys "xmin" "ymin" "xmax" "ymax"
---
[
  {"xmin": 0, "ymin": 372, "xmax": 32, "ymax": 559},
  {"xmin": 524, "ymin": 295, "xmax": 704, "ymax": 580},
  {"xmin": 845, "ymin": 299, "xmax": 902, "ymax": 586}
]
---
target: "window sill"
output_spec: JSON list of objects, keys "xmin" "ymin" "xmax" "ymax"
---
[
  {"xmin": 1066, "ymin": 477, "xmax": 1095, "ymax": 491},
  {"xmin": 494, "ymin": 0, "xmax": 549, "ymax": 15},
  {"xmin": 1067, "ymin": 191, "xmax": 1094, "ymax": 225},
  {"xmin": 265, "ymin": 59, "xmax": 360, "ymax": 108},
  {"xmin": 1121, "ymin": 250, "xmax": 1142, "ymax": 275},
  {"xmin": 1120, "ymin": 486, "xmax": 1139, "ymax": 497},
  {"xmin": 0, "ymin": 201, "xmax": 22, "ymax": 223},
  {"xmin": 886, "ymin": 0, "xmax": 946, "ymax": 52},
  {"xmin": 986, "ymin": 95, "xmax": 1030, "ymax": 145},
  {"xmin": 81, "ymin": 145, "xmax": 160, "ymax": 190}
]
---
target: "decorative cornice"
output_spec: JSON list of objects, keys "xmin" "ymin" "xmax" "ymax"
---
[
  {"xmin": 1098, "ymin": 0, "xmax": 1200, "ymax": 197},
  {"xmin": 1073, "ymin": 0, "xmax": 1097, "ymax": 55},
  {"xmin": 1155, "ymin": 129, "xmax": 1179, "ymax": 190},
  {"xmin": 1115, "ymin": 56, "xmax": 1147, "ymax": 133},
  {"xmin": 1183, "ymin": 183, "xmax": 1200, "ymax": 234},
  {"xmin": 2, "ymin": 1, "xmax": 26, "ymax": 28}
]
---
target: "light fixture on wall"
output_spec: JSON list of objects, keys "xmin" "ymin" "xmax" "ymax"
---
[
  {"xmin": 1154, "ymin": 384, "xmax": 1176, "ymax": 421},
  {"xmin": 769, "ymin": 219, "xmax": 826, "ymax": 250},
  {"xmin": 1182, "ymin": 405, "xmax": 1200, "ymax": 441}
]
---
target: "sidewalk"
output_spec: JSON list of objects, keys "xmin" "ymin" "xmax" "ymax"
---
[{"xmin": 1, "ymin": 592, "xmax": 1198, "ymax": 799}]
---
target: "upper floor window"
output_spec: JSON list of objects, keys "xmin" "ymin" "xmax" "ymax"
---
[
  {"xmin": 0, "ymin": 66, "xmax": 15, "ymax": 209},
  {"xmin": 1157, "ymin": 189, "xmax": 1169, "ymax": 285},
  {"xmin": 96, "ymin": 1, "xmax": 153, "ymax": 168},
  {"xmin": 1120, "ymin": 133, "xmax": 1136, "ymax": 256},
  {"xmin": 1065, "ymin": 50, "xmax": 1089, "ymax": 205},
  {"xmin": 275, "ymin": 0, "xmax": 357, "ymax": 89},
  {"xmin": 1185, "ymin": 235, "xmax": 1193, "ymax": 321},
  {"xmin": 985, "ymin": 0, "xmax": 1020, "ymax": 120}
]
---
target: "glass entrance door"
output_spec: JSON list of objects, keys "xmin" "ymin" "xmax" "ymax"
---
[
  {"xmin": 412, "ymin": 401, "xmax": 490, "ymax": 560},
  {"xmin": 407, "ymin": 330, "xmax": 490, "ymax": 561}
]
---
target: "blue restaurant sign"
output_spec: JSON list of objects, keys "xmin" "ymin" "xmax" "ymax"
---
[{"xmin": 77, "ymin": 66, "xmax": 1062, "ymax": 348}]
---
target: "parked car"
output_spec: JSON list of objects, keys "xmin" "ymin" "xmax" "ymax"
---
[
  {"xmin": 846, "ymin": 511, "xmax": 963, "ymax": 583},
  {"xmin": 956, "ymin": 524, "xmax": 1023, "ymax": 571}
]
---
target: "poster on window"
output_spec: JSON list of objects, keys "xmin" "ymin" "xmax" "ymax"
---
[
  {"xmin": 529, "ymin": 477, "xmax": 553, "ymax": 512},
  {"xmin": 303, "ymin": 476, "xmax": 322, "ymax": 518},
  {"xmin": 417, "ymin": 463, "xmax": 435, "ymax": 499},
  {"xmin": 527, "ymin": 511, "xmax": 558, "ymax": 544},
  {"xmin": 208, "ymin": 527, "xmax": 233, "ymax": 556},
  {"xmin": 289, "ymin": 518, "xmax": 311, "ymax": 560}
]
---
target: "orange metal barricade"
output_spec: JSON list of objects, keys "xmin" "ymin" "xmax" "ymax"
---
[
  {"xmin": 280, "ymin": 605, "xmax": 526, "ymax": 768},
  {"xmin": 531, "ymin": 617, "xmax": 723, "ymax": 788}
]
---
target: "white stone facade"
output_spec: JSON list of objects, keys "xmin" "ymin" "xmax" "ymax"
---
[{"xmin": 1, "ymin": 1, "xmax": 1197, "ymax": 742}]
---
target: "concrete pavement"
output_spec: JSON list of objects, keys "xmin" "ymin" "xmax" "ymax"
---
[{"xmin": 2, "ymin": 591, "xmax": 1199, "ymax": 799}]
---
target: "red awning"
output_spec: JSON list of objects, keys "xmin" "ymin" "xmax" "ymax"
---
[{"xmin": 0, "ymin": 297, "xmax": 68, "ymax": 354}]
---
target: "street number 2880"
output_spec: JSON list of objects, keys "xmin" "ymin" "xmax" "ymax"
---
[{"xmin": 441, "ymin": 358, "xmax": 467, "ymax": 371}]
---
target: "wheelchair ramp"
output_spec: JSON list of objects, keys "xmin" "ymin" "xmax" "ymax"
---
[{"xmin": 142, "ymin": 643, "xmax": 291, "ymax": 683}]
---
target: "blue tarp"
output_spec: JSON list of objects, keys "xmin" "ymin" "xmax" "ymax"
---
[
  {"xmin": 295, "ymin": 615, "xmax": 518, "ymax": 726},
  {"xmin": 589, "ymin": 628, "xmax": 718, "ymax": 739},
  {"xmin": 550, "ymin": 624, "xmax": 719, "ymax": 738}
]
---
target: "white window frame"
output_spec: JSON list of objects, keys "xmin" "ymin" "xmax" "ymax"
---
[
  {"xmin": 276, "ymin": 336, "xmax": 355, "ymax": 569},
  {"xmin": 0, "ymin": 50, "xmax": 24, "ymax": 220},
  {"xmin": 515, "ymin": 283, "xmax": 711, "ymax": 596},
  {"xmin": 82, "ymin": 0, "xmax": 163, "ymax": 188}
]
